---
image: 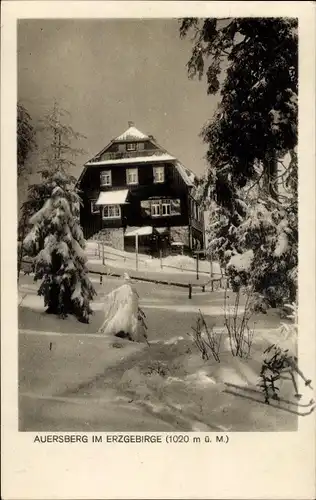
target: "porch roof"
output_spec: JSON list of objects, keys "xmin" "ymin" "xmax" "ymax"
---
[
  {"xmin": 125, "ymin": 226, "xmax": 153, "ymax": 237},
  {"xmin": 95, "ymin": 189, "xmax": 129, "ymax": 205}
]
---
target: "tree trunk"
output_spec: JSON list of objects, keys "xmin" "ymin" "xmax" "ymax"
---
[
  {"xmin": 263, "ymin": 154, "xmax": 278, "ymax": 200},
  {"xmin": 46, "ymin": 282, "xmax": 60, "ymax": 314},
  {"xmin": 17, "ymin": 213, "xmax": 28, "ymax": 281}
]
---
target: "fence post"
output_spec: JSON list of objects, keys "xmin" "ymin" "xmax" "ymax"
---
[
  {"xmin": 100, "ymin": 274, "xmax": 103, "ymax": 285},
  {"xmin": 102, "ymin": 243, "xmax": 105, "ymax": 266},
  {"xmin": 196, "ymin": 252, "xmax": 199, "ymax": 280},
  {"xmin": 188, "ymin": 283, "xmax": 192, "ymax": 299},
  {"xmin": 135, "ymin": 234, "xmax": 139, "ymax": 271},
  {"xmin": 209, "ymin": 253, "xmax": 213, "ymax": 278}
]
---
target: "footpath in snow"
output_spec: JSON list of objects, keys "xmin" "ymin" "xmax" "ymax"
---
[{"xmin": 86, "ymin": 240, "xmax": 222, "ymax": 276}]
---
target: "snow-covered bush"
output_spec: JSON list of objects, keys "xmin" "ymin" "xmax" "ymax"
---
[
  {"xmin": 23, "ymin": 168, "xmax": 96, "ymax": 322},
  {"xmin": 257, "ymin": 301, "xmax": 306, "ymax": 404},
  {"xmin": 207, "ymin": 172, "xmax": 298, "ymax": 310},
  {"xmin": 279, "ymin": 301, "xmax": 298, "ymax": 344},
  {"xmin": 228, "ymin": 193, "xmax": 297, "ymax": 308},
  {"xmin": 98, "ymin": 283, "xmax": 148, "ymax": 343}
]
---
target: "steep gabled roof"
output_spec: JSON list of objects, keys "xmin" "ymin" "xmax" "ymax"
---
[
  {"xmin": 77, "ymin": 122, "xmax": 200, "ymax": 189},
  {"xmin": 114, "ymin": 125, "xmax": 149, "ymax": 142}
]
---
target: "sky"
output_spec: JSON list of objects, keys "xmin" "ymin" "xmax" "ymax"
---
[{"xmin": 18, "ymin": 19, "xmax": 219, "ymax": 180}]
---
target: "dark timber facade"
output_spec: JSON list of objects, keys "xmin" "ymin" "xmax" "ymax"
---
[{"xmin": 78, "ymin": 122, "xmax": 204, "ymax": 256}]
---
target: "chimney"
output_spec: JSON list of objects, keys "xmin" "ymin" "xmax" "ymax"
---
[{"xmin": 128, "ymin": 121, "xmax": 134, "ymax": 128}]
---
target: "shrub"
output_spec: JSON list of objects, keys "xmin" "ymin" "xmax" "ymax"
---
[
  {"xmin": 188, "ymin": 310, "xmax": 222, "ymax": 362},
  {"xmin": 223, "ymin": 286, "xmax": 256, "ymax": 358}
]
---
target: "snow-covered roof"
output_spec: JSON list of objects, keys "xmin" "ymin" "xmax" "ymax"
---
[
  {"xmin": 86, "ymin": 153, "xmax": 176, "ymax": 167},
  {"xmin": 125, "ymin": 226, "xmax": 153, "ymax": 237},
  {"xmin": 155, "ymin": 227, "xmax": 168, "ymax": 234},
  {"xmin": 175, "ymin": 162, "xmax": 196, "ymax": 187},
  {"xmin": 96, "ymin": 189, "xmax": 129, "ymax": 205},
  {"xmin": 115, "ymin": 126, "xmax": 149, "ymax": 142},
  {"xmin": 78, "ymin": 123, "xmax": 200, "ymax": 189}
]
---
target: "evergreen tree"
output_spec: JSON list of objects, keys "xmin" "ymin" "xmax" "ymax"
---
[
  {"xmin": 180, "ymin": 18, "xmax": 298, "ymax": 308},
  {"xmin": 18, "ymin": 178, "xmax": 53, "ymax": 279},
  {"xmin": 22, "ymin": 102, "xmax": 96, "ymax": 322},
  {"xmin": 17, "ymin": 102, "xmax": 37, "ymax": 177},
  {"xmin": 179, "ymin": 18, "xmax": 297, "ymax": 206}
]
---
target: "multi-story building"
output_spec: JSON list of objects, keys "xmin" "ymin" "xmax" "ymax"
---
[{"xmin": 78, "ymin": 122, "xmax": 204, "ymax": 255}]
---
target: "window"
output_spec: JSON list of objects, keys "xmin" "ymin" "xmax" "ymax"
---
[
  {"xmin": 194, "ymin": 202, "xmax": 198, "ymax": 219},
  {"xmin": 161, "ymin": 202, "xmax": 171, "ymax": 216},
  {"xmin": 153, "ymin": 166, "xmax": 165, "ymax": 183},
  {"xmin": 90, "ymin": 200, "xmax": 99, "ymax": 214},
  {"xmin": 126, "ymin": 168, "xmax": 138, "ymax": 185},
  {"xmin": 191, "ymin": 200, "xmax": 200, "ymax": 220},
  {"xmin": 149, "ymin": 198, "xmax": 180, "ymax": 218},
  {"xmin": 102, "ymin": 205, "xmax": 121, "ymax": 219},
  {"xmin": 100, "ymin": 170, "xmax": 112, "ymax": 186},
  {"xmin": 151, "ymin": 202, "xmax": 161, "ymax": 217},
  {"xmin": 126, "ymin": 142, "xmax": 137, "ymax": 151}
]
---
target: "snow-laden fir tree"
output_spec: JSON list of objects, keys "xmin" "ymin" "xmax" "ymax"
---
[
  {"xmin": 204, "ymin": 153, "xmax": 298, "ymax": 308},
  {"xmin": 180, "ymin": 18, "xmax": 298, "ymax": 309},
  {"xmin": 17, "ymin": 102, "xmax": 38, "ymax": 276},
  {"xmin": 18, "ymin": 102, "xmax": 86, "ymax": 270},
  {"xmin": 22, "ymin": 102, "xmax": 96, "ymax": 322},
  {"xmin": 17, "ymin": 101, "xmax": 37, "ymax": 177}
]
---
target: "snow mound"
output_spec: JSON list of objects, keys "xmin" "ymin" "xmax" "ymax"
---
[
  {"xmin": 217, "ymin": 360, "xmax": 258, "ymax": 387},
  {"xmin": 161, "ymin": 255, "xmax": 196, "ymax": 268},
  {"xmin": 185, "ymin": 370, "xmax": 216, "ymax": 387},
  {"xmin": 98, "ymin": 284, "xmax": 147, "ymax": 343}
]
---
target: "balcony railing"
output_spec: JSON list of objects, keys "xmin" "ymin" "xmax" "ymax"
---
[
  {"xmin": 191, "ymin": 218, "xmax": 203, "ymax": 232},
  {"xmin": 99, "ymin": 149, "xmax": 162, "ymax": 161}
]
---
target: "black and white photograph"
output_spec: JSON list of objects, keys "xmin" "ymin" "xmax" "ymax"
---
[
  {"xmin": 1, "ymin": 2, "xmax": 316, "ymax": 498},
  {"xmin": 15, "ymin": 14, "xmax": 315, "ymax": 434}
]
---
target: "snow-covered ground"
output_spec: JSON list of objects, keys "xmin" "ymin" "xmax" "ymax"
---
[
  {"xmin": 86, "ymin": 240, "xmax": 221, "ymax": 276},
  {"xmin": 18, "ymin": 273, "xmax": 309, "ymax": 432}
]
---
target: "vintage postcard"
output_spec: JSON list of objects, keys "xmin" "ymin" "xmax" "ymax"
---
[{"xmin": 1, "ymin": 1, "xmax": 315, "ymax": 499}]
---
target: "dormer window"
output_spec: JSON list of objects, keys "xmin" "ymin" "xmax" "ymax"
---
[
  {"xmin": 153, "ymin": 166, "xmax": 165, "ymax": 183},
  {"xmin": 126, "ymin": 142, "xmax": 137, "ymax": 151},
  {"xmin": 100, "ymin": 170, "xmax": 112, "ymax": 186}
]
